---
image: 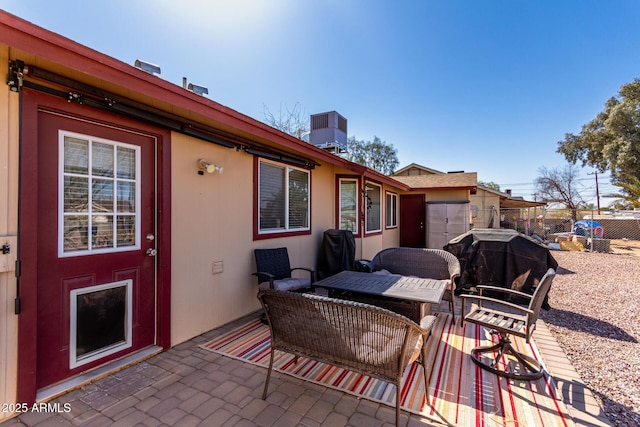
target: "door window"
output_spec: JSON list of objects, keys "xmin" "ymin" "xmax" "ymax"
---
[{"xmin": 59, "ymin": 132, "xmax": 140, "ymax": 256}]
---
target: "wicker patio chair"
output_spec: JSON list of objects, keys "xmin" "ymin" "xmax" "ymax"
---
[
  {"xmin": 257, "ymin": 289, "xmax": 436, "ymax": 426},
  {"xmin": 460, "ymin": 268, "xmax": 556, "ymax": 380},
  {"xmin": 253, "ymin": 247, "xmax": 315, "ymax": 291},
  {"xmin": 372, "ymin": 247, "xmax": 461, "ymax": 318}
]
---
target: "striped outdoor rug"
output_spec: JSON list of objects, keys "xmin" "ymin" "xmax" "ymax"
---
[{"xmin": 200, "ymin": 313, "xmax": 573, "ymax": 427}]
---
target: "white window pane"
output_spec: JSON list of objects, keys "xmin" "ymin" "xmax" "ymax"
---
[
  {"xmin": 92, "ymin": 215, "xmax": 114, "ymax": 249},
  {"xmin": 340, "ymin": 180, "xmax": 358, "ymax": 232},
  {"xmin": 366, "ymin": 184, "xmax": 381, "ymax": 232},
  {"xmin": 64, "ymin": 137, "xmax": 88, "ymax": 174},
  {"xmin": 259, "ymin": 163, "xmax": 285, "ymax": 230},
  {"xmin": 92, "ymin": 142, "xmax": 114, "ymax": 177},
  {"xmin": 64, "ymin": 176, "xmax": 89, "ymax": 213},
  {"xmin": 288, "ymin": 168, "xmax": 309, "ymax": 229},
  {"xmin": 116, "ymin": 216, "xmax": 136, "ymax": 247},
  {"xmin": 92, "ymin": 179, "xmax": 114, "ymax": 212},
  {"xmin": 117, "ymin": 181, "xmax": 136, "ymax": 213},
  {"xmin": 117, "ymin": 147, "xmax": 136, "ymax": 179},
  {"xmin": 64, "ymin": 215, "xmax": 89, "ymax": 252}
]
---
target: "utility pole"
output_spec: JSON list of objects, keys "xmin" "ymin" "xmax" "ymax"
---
[{"xmin": 588, "ymin": 172, "xmax": 601, "ymax": 214}]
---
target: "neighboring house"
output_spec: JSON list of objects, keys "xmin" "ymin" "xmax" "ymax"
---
[
  {"xmin": 394, "ymin": 163, "xmax": 546, "ymax": 235},
  {"xmin": 392, "ymin": 172, "xmax": 478, "ymax": 249},
  {"xmin": 393, "ymin": 162, "xmax": 444, "ymax": 176},
  {"xmin": 471, "ymin": 185, "xmax": 503, "ymax": 228},
  {"xmin": 497, "ymin": 192, "xmax": 548, "ymax": 234},
  {"xmin": 0, "ymin": 12, "xmax": 480, "ymax": 411}
]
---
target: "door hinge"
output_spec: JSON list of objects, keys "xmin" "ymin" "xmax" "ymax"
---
[{"xmin": 15, "ymin": 259, "xmax": 22, "ymax": 315}]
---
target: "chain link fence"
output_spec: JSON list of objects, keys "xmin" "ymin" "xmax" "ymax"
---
[{"xmin": 472, "ymin": 207, "xmax": 640, "ymax": 255}]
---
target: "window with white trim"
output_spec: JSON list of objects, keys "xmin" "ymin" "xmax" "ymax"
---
[
  {"xmin": 365, "ymin": 182, "xmax": 382, "ymax": 233},
  {"xmin": 59, "ymin": 132, "xmax": 140, "ymax": 257},
  {"xmin": 386, "ymin": 191, "xmax": 398, "ymax": 228},
  {"xmin": 339, "ymin": 178, "xmax": 359, "ymax": 232},
  {"xmin": 258, "ymin": 159, "xmax": 310, "ymax": 234}
]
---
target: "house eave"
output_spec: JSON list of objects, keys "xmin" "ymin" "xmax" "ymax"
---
[{"xmin": 500, "ymin": 198, "xmax": 547, "ymax": 209}]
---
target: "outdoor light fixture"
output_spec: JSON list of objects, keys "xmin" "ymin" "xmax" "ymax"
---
[
  {"xmin": 134, "ymin": 59, "xmax": 161, "ymax": 75},
  {"xmin": 188, "ymin": 82, "xmax": 209, "ymax": 96},
  {"xmin": 197, "ymin": 159, "xmax": 223, "ymax": 175}
]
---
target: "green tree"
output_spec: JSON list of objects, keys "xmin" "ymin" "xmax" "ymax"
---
[
  {"xmin": 345, "ymin": 136, "xmax": 399, "ymax": 175},
  {"xmin": 534, "ymin": 164, "xmax": 586, "ymax": 220},
  {"xmin": 478, "ymin": 181, "xmax": 501, "ymax": 191},
  {"xmin": 557, "ymin": 79, "xmax": 640, "ymax": 201},
  {"xmin": 605, "ymin": 174, "xmax": 640, "ymax": 209}
]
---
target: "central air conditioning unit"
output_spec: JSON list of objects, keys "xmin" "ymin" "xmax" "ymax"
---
[{"xmin": 309, "ymin": 111, "xmax": 347, "ymax": 154}]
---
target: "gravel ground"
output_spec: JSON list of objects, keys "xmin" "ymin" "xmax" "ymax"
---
[{"xmin": 540, "ymin": 250, "xmax": 640, "ymax": 427}]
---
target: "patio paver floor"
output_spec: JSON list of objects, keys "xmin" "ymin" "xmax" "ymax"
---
[{"xmin": 1, "ymin": 301, "xmax": 613, "ymax": 427}]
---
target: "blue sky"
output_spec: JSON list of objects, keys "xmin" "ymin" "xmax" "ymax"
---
[{"xmin": 3, "ymin": 1, "xmax": 640, "ymax": 204}]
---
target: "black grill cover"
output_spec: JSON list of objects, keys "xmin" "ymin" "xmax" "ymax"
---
[
  {"xmin": 444, "ymin": 228, "xmax": 558, "ymax": 305},
  {"xmin": 316, "ymin": 229, "xmax": 356, "ymax": 280}
]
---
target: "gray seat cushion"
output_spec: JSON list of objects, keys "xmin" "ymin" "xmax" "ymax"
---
[{"xmin": 258, "ymin": 277, "xmax": 311, "ymax": 291}]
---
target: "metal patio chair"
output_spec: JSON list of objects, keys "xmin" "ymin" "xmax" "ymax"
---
[
  {"xmin": 253, "ymin": 247, "xmax": 315, "ymax": 292},
  {"xmin": 461, "ymin": 268, "xmax": 556, "ymax": 380}
]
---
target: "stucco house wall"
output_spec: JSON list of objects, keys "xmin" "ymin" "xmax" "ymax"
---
[
  {"xmin": 470, "ymin": 187, "xmax": 501, "ymax": 228},
  {"xmin": 170, "ymin": 133, "xmax": 343, "ymax": 344}
]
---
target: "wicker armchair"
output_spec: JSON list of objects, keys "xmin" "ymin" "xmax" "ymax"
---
[
  {"xmin": 253, "ymin": 247, "xmax": 315, "ymax": 291},
  {"xmin": 372, "ymin": 247, "xmax": 461, "ymax": 318},
  {"xmin": 461, "ymin": 268, "xmax": 556, "ymax": 380},
  {"xmin": 257, "ymin": 289, "xmax": 435, "ymax": 426}
]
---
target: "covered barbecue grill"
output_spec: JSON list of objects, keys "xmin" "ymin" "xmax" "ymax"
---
[
  {"xmin": 444, "ymin": 228, "xmax": 558, "ymax": 306},
  {"xmin": 316, "ymin": 229, "xmax": 356, "ymax": 280}
]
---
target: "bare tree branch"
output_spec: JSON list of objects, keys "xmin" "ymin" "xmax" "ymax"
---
[
  {"xmin": 262, "ymin": 102, "xmax": 309, "ymax": 139},
  {"xmin": 534, "ymin": 164, "xmax": 586, "ymax": 220}
]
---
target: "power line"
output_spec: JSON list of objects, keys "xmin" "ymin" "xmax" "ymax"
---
[{"xmin": 497, "ymin": 175, "xmax": 612, "ymax": 188}]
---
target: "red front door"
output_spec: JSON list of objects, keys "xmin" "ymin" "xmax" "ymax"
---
[
  {"xmin": 35, "ymin": 108, "xmax": 158, "ymax": 388},
  {"xmin": 400, "ymin": 194, "xmax": 426, "ymax": 248}
]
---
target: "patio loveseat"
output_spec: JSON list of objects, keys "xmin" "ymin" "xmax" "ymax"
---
[{"xmin": 257, "ymin": 289, "xmax": 436, "ymax": 426}]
